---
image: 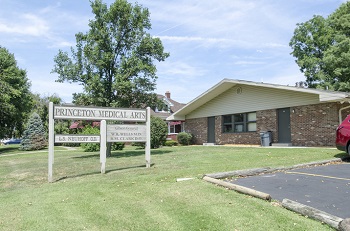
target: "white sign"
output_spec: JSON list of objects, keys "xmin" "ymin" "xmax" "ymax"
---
[
  {"xmin": 54, "ymin": 105, "xmax": 147, "ymax": 122},
  {"xmin": 107, "ymin": 124, "xmax": 147, "ymax": 142},
  {"xmin": 48, "ymin": 102, "xmax": 151, "ymax": 183},
  {"xmin": 55, "ymin": 135, "xmax": 100, "ymax": 143}
]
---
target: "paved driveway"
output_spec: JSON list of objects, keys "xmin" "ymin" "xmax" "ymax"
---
[{"xmin": 231, "ymin": 163, "xmax": 350, "ymax": 219}]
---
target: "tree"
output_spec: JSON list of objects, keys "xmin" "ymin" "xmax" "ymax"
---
[
  {"xmin": 0, "ymin": 46, "xmax": 33, "ymax": 138},
  {"xmin": 52, "ymin": 0, "xmax": 169, "ymax": 109},
  {"xmin": 52, "ymin": 0, "xmax": 168, "ymax": 156},
  {"xmin": 20, "ymin": 112, "xmax": 47, "ymax": 151},
  {"xmin": 32, "ymin": 93, "xmax": 62, "ymax": 131},
  {"xmin": 289, "ymin": 2, "xmax": 350, "ymax": 91}
]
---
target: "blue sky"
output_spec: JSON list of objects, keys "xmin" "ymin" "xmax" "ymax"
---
[{"xmin": 0, "ymin": 0, "xmax": 346, "ymax": 104}]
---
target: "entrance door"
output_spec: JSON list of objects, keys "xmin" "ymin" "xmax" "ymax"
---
[
  {"xmin": 277, "ymin": 108, "xmax": 291, "ymax": 143},
  {"xmin": 207, "ymin": 117, "xmax": 215, "ymax": 143}
]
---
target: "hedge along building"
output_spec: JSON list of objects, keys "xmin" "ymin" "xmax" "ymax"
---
[{"xmin": 167, "ymin": 79, "xmax": 350, "ymax": 147}]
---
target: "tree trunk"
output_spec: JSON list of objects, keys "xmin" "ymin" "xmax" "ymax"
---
[{"xmin": 106, "ymin": 142, "xmax": 112, "ymax": 157}]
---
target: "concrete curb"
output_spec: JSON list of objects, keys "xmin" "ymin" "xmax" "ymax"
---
[
  {"xmin": 204, "ymin": 157, "xmax": 346, "ymax": 179},
  {"xmin": 339, "ymin": 218, "xmax": 350, "ymax": 231},
  {"xmin": 282, "ymin": 199, "xmax": 343, "ymax": 230},
  {"xmin": 203, "ymin": 176, "xmax": 271, "ymax": 201}
]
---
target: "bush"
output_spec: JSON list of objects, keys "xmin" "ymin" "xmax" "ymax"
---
[
  {"xmin": 165, "ymin": 140, "xmax": 178, "ymax": 147},
  {"xmin": 80, "ymin": 125, "xmax": 100, "ymax": 152},
  {"xmin": 132, "ymin": 142, "xmax": 145, "ymax": 149},
  {"xmin": 79, "ymin": 125, "xmax": 125, "ymax": 152},
  {"xmin": 111, "ymin": 142, "xmax": 125, "ymax": 151},
  {"xmin": 20, "ymin": 112, "xmax": 47, "ymax": 151},
  {"xmin": 177, "ymin": 132, "xmax": 192, "ymax": 146},
  {"xmin": 150, "ymin": 116, "xmax": 168, "ymax": 149}
]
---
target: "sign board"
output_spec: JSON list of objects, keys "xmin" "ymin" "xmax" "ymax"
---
[
  {"xmin": 107, "ymin": 124, "xmax": 146, "ymax": 142},
  {"xmin": 48, "ymin": 102, "xmax": 151, "ymax": 183},
  {"xmin": 55, "ymin": 135, "xmax": 100, "ymax": 143},
  {"xmin": 54, "ymin": 105, "xmax": 146, "ymax": 122}
]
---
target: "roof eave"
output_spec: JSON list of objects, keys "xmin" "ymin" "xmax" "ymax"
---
[{"xmin": 168, "ymin": 78, "xmax": 350, "ymax": 120}]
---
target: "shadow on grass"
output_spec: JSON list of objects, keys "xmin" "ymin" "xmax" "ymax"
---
[
  {"xmin": 55, "ymin": 163, "xmax": 154, "ymax": 182},
  {"xmin": 73, "ymin": 149, "xmax": 173, "ymax": 159},
  {"xmin": 0, "ymin": 145, "xmax": 20, "ymax": 155},
  {"xmin": 334, "ymin": 152, "xmax": 350, "ymax": 161}
]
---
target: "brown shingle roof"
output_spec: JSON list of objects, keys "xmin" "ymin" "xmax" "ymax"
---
[{"xmin": 156, "ymin": 94, "xmax": 186, "ymax": 113}]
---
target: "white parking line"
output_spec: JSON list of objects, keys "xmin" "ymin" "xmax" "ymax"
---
[{"xmin": 285, "ymin": 171, "xmax": 350, "ymax": 181}]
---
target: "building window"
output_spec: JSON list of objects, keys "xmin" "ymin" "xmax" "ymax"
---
[
  {"xmin": 168, "ymin": 121, "xmax": 183, "ymax": 133},
  {"xmin": 222, "ymin": 112, "xmax": 256, "ymax": 133}
]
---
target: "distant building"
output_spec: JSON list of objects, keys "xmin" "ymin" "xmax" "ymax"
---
[{"xmin": 151, "ymin": 91, "xmax": 186, "ymax": 140}]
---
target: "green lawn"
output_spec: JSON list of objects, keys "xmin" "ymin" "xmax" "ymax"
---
[{"xmin": 0, "ymin": 145, "xmax": 345, "ymax": 231}]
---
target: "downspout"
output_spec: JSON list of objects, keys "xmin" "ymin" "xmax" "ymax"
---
[{"xmin": 339, "ymin": 104, "xmax": 350, "ymax": 124}]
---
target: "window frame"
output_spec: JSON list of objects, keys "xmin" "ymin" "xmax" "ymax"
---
[{"xmin": 222, "ymin": 112, "xmax": 257, "ymax": 133}]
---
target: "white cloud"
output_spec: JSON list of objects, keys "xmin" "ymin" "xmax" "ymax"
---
[
  {"xmin": 158, "ymin": 61, "xmax": 207, "ymax": 78},
  {"xmin": 157, "ymin": 35, "xmax": 253, "ymax": 49},
  {"xmin": 47, "ymin": 40, "xmax": 74, "ymax": 49},
  {"xmin": 234, "ymin": 61, "xmax": 266, "ymax": 65},
  {"xmin": 145, "ymin": 0, "xmax": 294, "ymax": 46},
  {"xmin": 0, "ymin": 13, "xmax": 49, "ymax": 37},
  {"xmin": 265, "ymin": 65, "xmax": 305, "ymax": 86},
  {"xmin": 263, "ymin": 43, "xmax": 288, "ymax": 48},
  {"xmin": 31, "ymin": 80, "xmax": 83, "ymax": 103}
]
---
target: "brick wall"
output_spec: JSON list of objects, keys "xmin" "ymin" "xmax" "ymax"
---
[
  {"xmin": 290, "ymin": 102, "xmax": 350, "ymax": 146},
  {"xmin": 185, "ymin": 117, "xmax": 207, "ymax": 144},
  {"xmin": 257, "ymin": 109, "xmax": 277, "ymax": 143},
  {"xmin": 185, "ymin": 102, "xmax": 350, "ymax": 146}
]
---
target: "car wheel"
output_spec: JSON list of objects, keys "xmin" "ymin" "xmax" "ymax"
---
[{"xmin": 347, "ymin": 143, "xmax": 350, "ymax": 155}]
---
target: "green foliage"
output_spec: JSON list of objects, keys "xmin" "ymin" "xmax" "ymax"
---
[
  {"xmin": 290, "ymin": 2, "xmax": 350, "ymax": 91},
  {"xmin": 20, "ymin": 112, "xmax": 47, "ymax": 151},
  {"xmin": 80, "ymin": 125, "xmax": 100, "ymax": 152},
  {"xmin": 0, "ymin": 46, "xmax": 33, "ymax": 138},
  {"xmin": 32, "ymin": 93, "xmax": 62, "ymax": 132},
  {"xmin": 150, "ymin": 116, "xmax": 168, "ymax": 149},
  {"xmin": 79, "ymin": 125, "xmax": 125, "ymax": 152},
  {"xmin": 54, "ymin": 120, "xmax": 70, "ymax": 135},
  {"xmin": 111, "ymin": 142, "xmax": 125, "ymax": 151},
  {"xmin": 52, "ymin": 0, "xmax": 169, "ymax": 108},
  {"xmin": 177, "ymin": 132, "xmax": 192, "ymax": 146},
  {"xmin": 165, "ymin": 140, "xmax": 178, "ymax": 146}
]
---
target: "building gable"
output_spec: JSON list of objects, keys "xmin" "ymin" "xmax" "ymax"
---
[{"xmin": 186, "ymin": 84, "xmax": 320, "ymax": 119}]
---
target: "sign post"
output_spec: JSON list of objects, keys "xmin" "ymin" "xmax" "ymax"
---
[
  {"xmin": 48, "ymin": 102, "xmax": 55, "ymax": 182},
  {"xmin": 100, "ymin": 120, "xmax": 107, "ymax": 174},
  {"xmin": 146, "ymin": 107, "xmax": 151, "ymax": 168},
  {"xmin": 48, "ymin": 104, "xmax": 150, "ymax": 182}
]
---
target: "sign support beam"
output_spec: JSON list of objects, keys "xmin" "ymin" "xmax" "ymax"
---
[
  {"xmin": 100, "ymin": 120, "xmax": 107, "ymax": 173},
  {"xmin": 146, "ymin": 107, "xmax": 151, "ymax": 168},
  {"xmin": 48, "ymin": 102, "xmax": 55, "ymax": 183}
]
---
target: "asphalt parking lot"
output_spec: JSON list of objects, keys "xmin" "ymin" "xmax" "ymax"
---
[{"xmin": 231, "ymin": 163, "xmax": 350, "ymax": 219}]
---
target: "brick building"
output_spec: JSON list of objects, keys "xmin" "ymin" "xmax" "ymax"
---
[
  {"xmin": 167, "ymin": 79, "xmax": 350, "ymax": 147},
  {"xmin": 151, "ymin": 91, "xmax": 186, "ymax": 140}
]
